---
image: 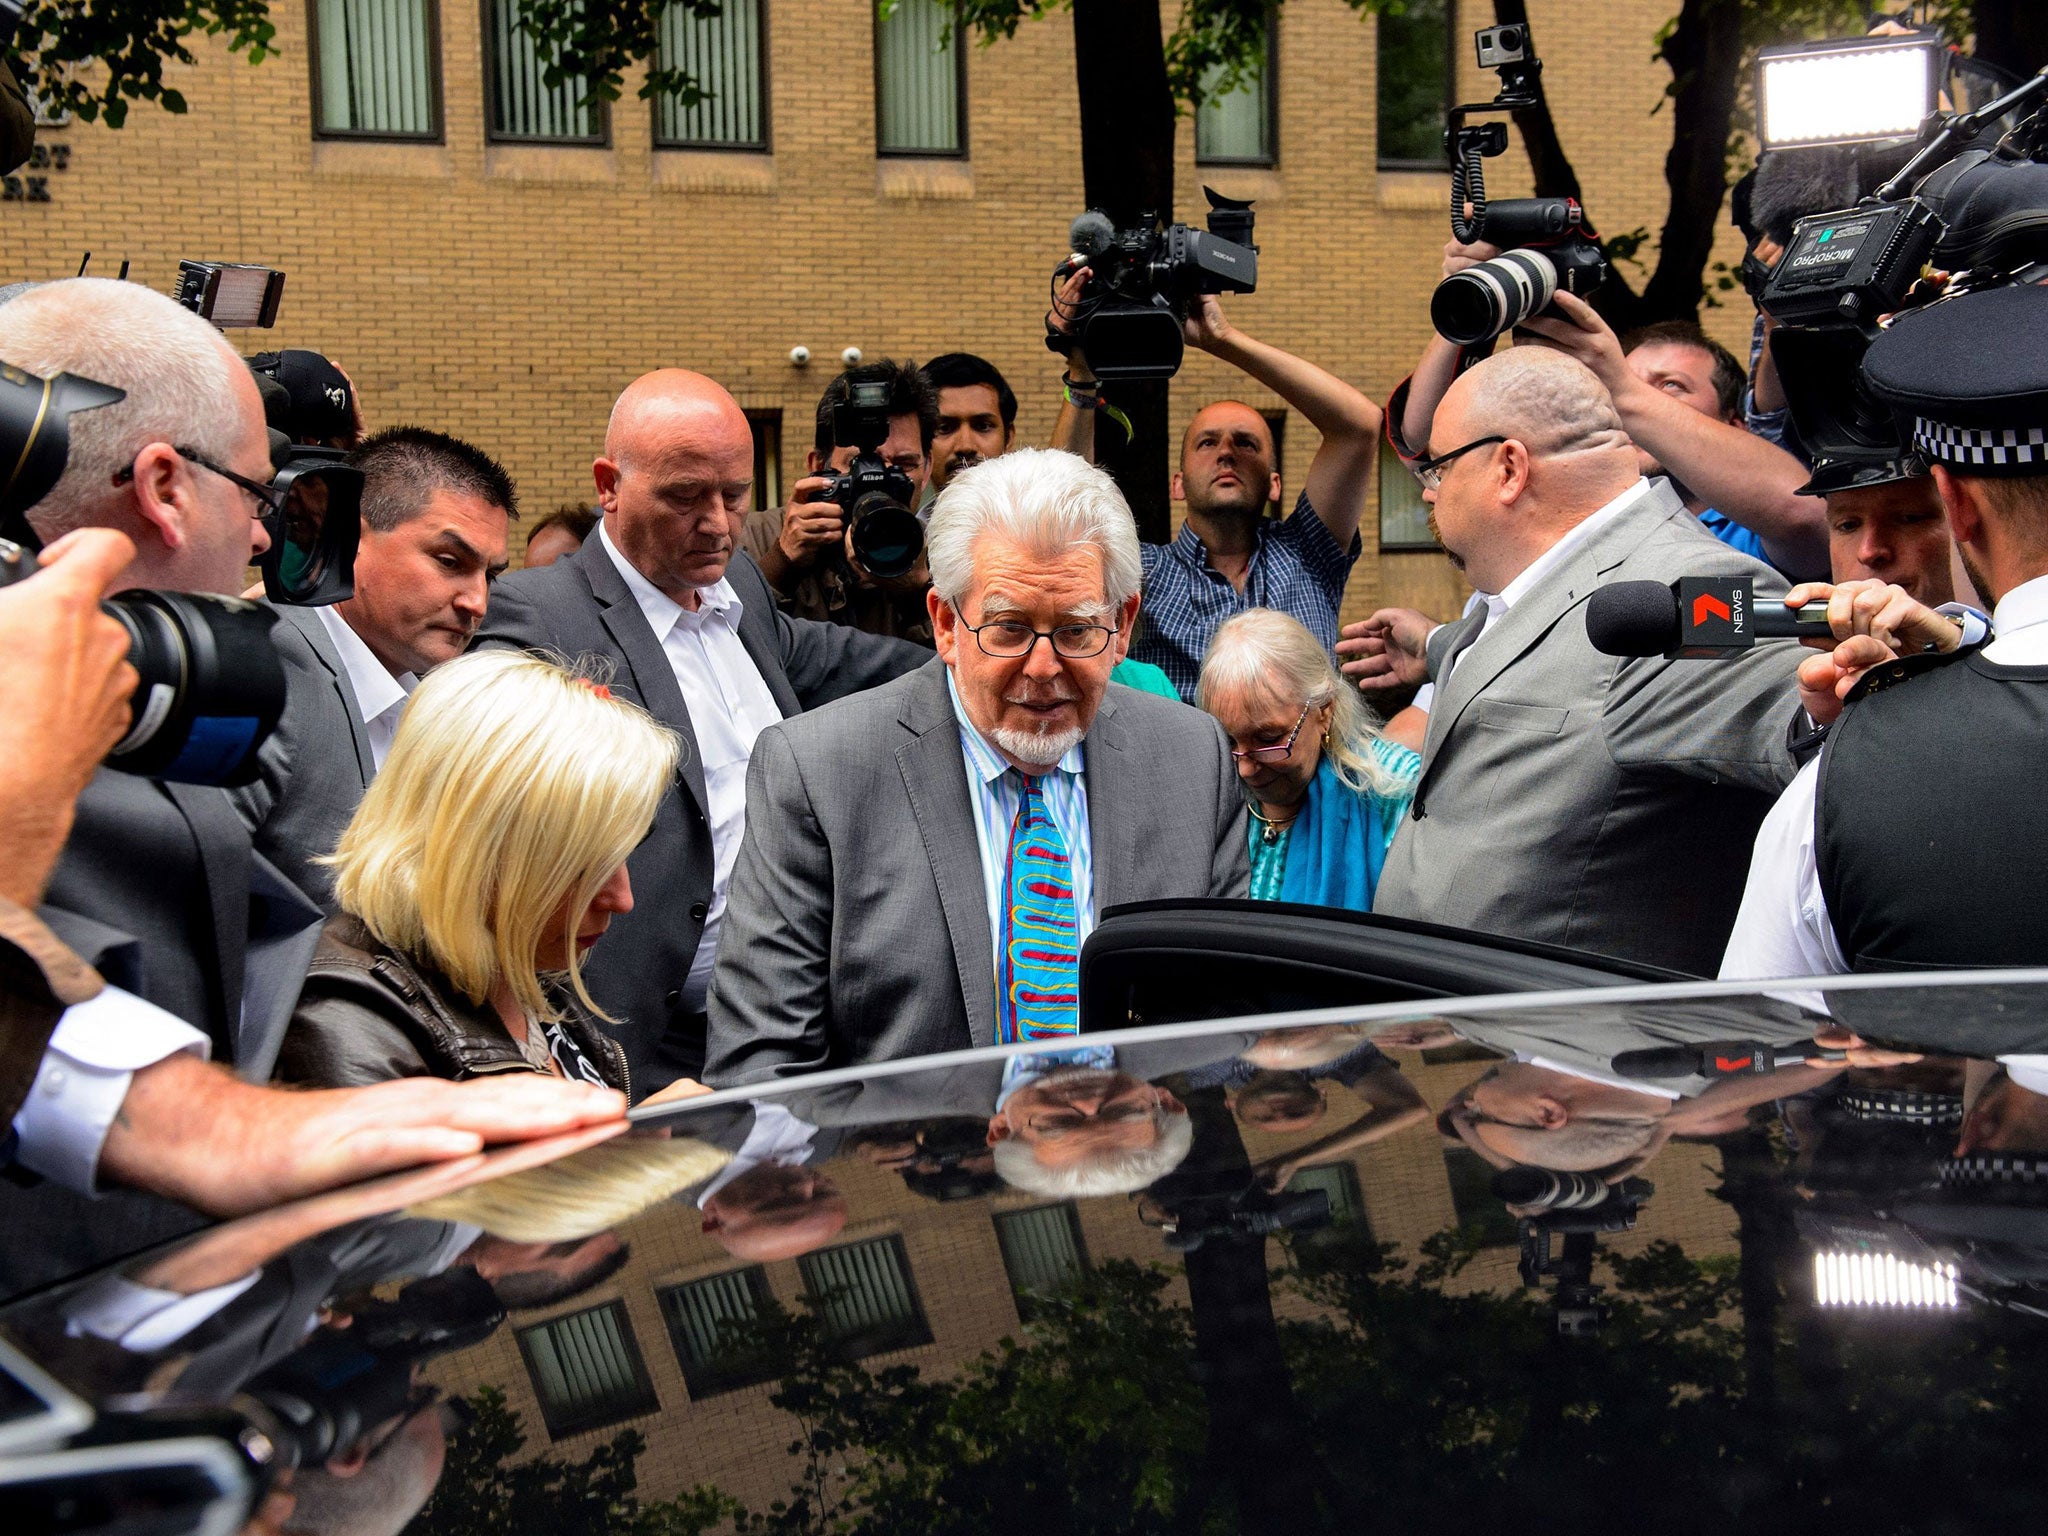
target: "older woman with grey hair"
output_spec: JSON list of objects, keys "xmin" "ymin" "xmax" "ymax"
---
[{"xmin": 1198, "ymin": 607, "xmax": 1420, "ymax": 909}]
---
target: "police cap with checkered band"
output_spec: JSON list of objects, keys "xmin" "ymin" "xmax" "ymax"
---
[{"xmin": 1862, "ymin": 283, "xmax": 2048, "ymax": 476}]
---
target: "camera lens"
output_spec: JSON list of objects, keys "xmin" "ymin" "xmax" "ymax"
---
[
  {"xmin": 849, "ymin": 495, "xmax": 925, "ymax": 580},
  {"xmin": 1492, "ymin": 1165, "xmax": 1611, "ymax": 1211},
  {"xmin": 105, "ymin": 591, "xmax": 287, "ymax": 785},
  {"xmin": 1430, "ymin": 248, "xmax": 1560, "ymax": 346}
]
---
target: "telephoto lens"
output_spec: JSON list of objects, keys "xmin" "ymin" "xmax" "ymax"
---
[
  {"xmin": 1492, "ymin": 1165, "xmax": 1613, "ymax": 1212},
  {"xmin": 1431, "ymin": 249, "xmax": 1563, "ymax": 347},
  {"xmin": 848, "ymin": 492, "xmax": 925, "ymax": 580}
]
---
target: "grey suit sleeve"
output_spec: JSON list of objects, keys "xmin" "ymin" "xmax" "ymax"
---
[
  {"xmin": 1603, "ymin": 639, "xmax": 1803, "ymax": 793},
  {"xmin": 1206, "ymin": 716, "xmax": 1252, "ymax": 898},
  {"xmin": 703, "ymin": 726, "xmax": 837, "ymax": 1085},
  {"xmin": 470, "ymin": 577, "xmax": 554, "ymax": 656},
  {"xmin": 773, "ymin": 603, "xmax": 929, "ymax": 709}
]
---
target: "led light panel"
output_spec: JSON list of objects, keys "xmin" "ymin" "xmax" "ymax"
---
[
  {"xmin": 1759, "ymin": 40, "xmax": 1940, "ymax": 149},
  {"xmin": 1813, "ymin": 1249, "xmax": 1960, "ymax": 1310}
]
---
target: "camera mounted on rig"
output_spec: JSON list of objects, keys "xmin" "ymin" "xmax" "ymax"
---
[
  {"xmin": 1047, "ymin": 186, "xmax": 1259, "ymax": 380},
  {"xmin": 1496, "ymin": 1168, "xmax": 1654, "ymax": 1339},
  {"xmin": 818, "ymin": 376, "xmax": 925, "ymax": 581},
  {"xmin": 1755, "ymin": 27, "xmax": 2048, "ymax": 468},
  {"xmin": 1429, "ymin": 22, "xmax": 1610, "ymax": 347}
]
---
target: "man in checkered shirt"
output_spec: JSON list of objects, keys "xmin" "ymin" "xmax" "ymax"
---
[{"xmin": 1052, "ymin": 290, "xmax": 1383, "ymax": 701}]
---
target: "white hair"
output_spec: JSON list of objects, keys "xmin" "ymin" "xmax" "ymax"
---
[
  {"xmin": 926, "ymin": 447, "xmax": 1143, "ymax": 614},
  {"xmin": 990, "ymin": 1109, "xmax": 1194, "ymax": 1198},
  {"xmin": 1198, "ymin": 607, "xmax": 1413, "ymax": 798},
  {"xmin": 0, "ymin": 277, "xmax": 250, "ymax": 539}
]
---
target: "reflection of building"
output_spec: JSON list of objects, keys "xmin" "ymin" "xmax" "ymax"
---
[
  {"xmin": 426, "ymin": 1059, "xmax": 1738, "ymax": 1510},
  {"xmin": 9, "ymin": 1, "xmax": 1752, "ymax": 633}
]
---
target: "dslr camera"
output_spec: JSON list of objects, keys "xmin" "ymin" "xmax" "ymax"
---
[
  {"xmin": 818, "ymin": 377, "xmax": 925, "ymax": 581},
  {"xmin": 1429, "ymin": 23, "xmax": 1609, "ymax": 347},
  {"xmin": 1048, "ymin": 186, "xmax": 1259, "ymax": 380}
]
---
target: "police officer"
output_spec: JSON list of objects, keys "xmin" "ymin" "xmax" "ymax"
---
[{"xmin": 1722, "ymin": 283, "xmax": 2048, "ymax": 977}]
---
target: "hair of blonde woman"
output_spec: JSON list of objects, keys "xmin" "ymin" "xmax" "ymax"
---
[
  {"xmin": 926, "ymin": 446, "xmax": 1143, "ymax": 614},
  {"xmin": 0, "ymin": 278, "xmax": 251, "ymax": 540},
  {"xmin": 1197, "ymin": 607, "xmax": 1408, "ymax": 798},
  {"xmin": 327, "ymin": 650, "xmax": 680, "ymax": 1024},
  {"xmin": 407, "ymin": 1134, "xmax": 731, "ymax": 1243}
]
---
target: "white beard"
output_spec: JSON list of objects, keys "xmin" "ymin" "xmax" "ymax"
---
[{"xmin": 991, "ymin": 721, "xmax": 1086, "ymax": 769}]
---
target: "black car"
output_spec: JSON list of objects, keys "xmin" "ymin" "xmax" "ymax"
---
[{"xmin": 6, "ymin": 950, "xmax": 2048, "ymax": 1536}]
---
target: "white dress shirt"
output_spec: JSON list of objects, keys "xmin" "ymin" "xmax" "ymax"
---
[
  {"xmin": 313, "ymin": 604, "xmax": 416, "ymax": 770},
  {"xmin": 597, "ymin": 520, "xmax": 784, "ymax": 1010},
  {"xmin": 1436, "ymin": 477, "xmax": 1652, "ymax": 691},
  {"xmin": 945, "ymin": 671, "xmax": 1095, "ymax": 970},
  {"xmin": 1721, "ymin": 573, "xmax": 2048, "ymax": 980},
  {"xmin": 11, "ymin": 987, "xmax": 211, "ymax": 1195},
  {"xmin": 695, "ymin": 1102, "xmax": 818, "ymax": 1207}
]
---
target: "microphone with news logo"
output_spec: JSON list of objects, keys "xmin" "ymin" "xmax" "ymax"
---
[
  {"xmin": 1585, "ymin": 575, "xmax": 1833, "ymax": 659},
  {"xmin": 1610, "ymin": 1039, "xmax": 1847, "ymax": 1079}
]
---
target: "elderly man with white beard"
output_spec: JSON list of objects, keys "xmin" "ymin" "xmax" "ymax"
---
[{"xmin": 704, "ymin": 448, "xmax": 1249, "ymax": 1083}]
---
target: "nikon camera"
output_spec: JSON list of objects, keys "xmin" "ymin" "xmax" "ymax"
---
[{"xmin": 818, "ymin": 377, "xmax": 926, "ymax": 581}]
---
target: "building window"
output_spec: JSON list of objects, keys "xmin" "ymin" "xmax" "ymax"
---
[
  {"xmin": 311, "ymin": 0, "xmax": 442, "ymax": 139},
  {"xmin": 1195, "ymin": 7, "xmax": 1276, "ymax": 167},
  {"xmin": 1286, "ymin": 1162, "xmax": 1373, "ymax": 1256},
  {"xmin": 1441, "ymin": 1146, "xmax": 1519, "ymax": 1249},
  {"xmin": 797, "ymin": 1235, "xmax": 933, "ymax": 1358},
  {"xmin": 747, "ymin": 409, "xmax": 783, "ymax": 512},
  {"xmin": 654, "ymin": 0, "xmax": 768, "ymax": 149},
  {"xmin": 1261, "ymin": 406, "xmax": 1287, "ymax": 516},
  {"xmin": 875, "ymin": 0, "xmax": 964, "ymax": 157},
  {"xmin": 516, "ymin": 1300, "xmax": 658, "ymax": 1438},
  {"xmin": 994, "ymin": 1203, "xmax": 1089, "ymax": 1318},
  {"xmin": 659, "ymin": 1268, "xmax": 778, "ymax": 1398},
  {"xmin": 486, "ymin": 0, "xmax": 605, "ymax": 143},
  {"xmin": 1378, "ymin": 439, "xmax": 1436, "ymax": 550},
  {"xmin": 1378, "ymin": 0, "xmax": 1453, "ymax": 169}
]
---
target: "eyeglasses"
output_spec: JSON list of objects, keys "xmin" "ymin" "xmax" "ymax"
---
[
  {"xmin": 1025, "ymin": 1099, "xmax": 1159, "ymax": 1139},
  {"xmin": 1231, "ymin": 701, "xmax": 1313, "ymax": 761},
  {"xmin": 115, "ymin": 444, "xmax": 287, "ymax": 519},
  {"xmin": 1412, "ymin": 434, "xmax": 1508, "ymax": 493},
  {"xmin": 961, "ymin": 615, "xmax": 1120, "ymax": 660}
]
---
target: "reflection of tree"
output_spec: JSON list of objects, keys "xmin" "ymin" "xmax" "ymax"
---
[{"xmin": 415, "ymin": 1226, "xmax": 2048, "ymax": 1536}]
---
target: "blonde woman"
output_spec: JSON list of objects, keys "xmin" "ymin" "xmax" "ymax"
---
[
  {"xmin": 276, "ymin": 651, "xmax": 679, "ymax": 1094},
  {"xmin": 1197, "ymin": 608, "xmax": 1421, "ymax": 909}
]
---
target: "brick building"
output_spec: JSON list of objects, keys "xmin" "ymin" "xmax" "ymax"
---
[{"xmin": 4, "ymin": 0, "xmax": 1755, "ymax": 630}]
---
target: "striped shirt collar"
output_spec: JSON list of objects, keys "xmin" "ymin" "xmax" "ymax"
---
[{"xmin": 944, "ymin": 668, "xmax": 1087, "ymax": 783}]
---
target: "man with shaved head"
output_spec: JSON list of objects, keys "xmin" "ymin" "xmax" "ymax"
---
[
  {"xmin": 1365, "ymin": 348, "xmax": 1807, "ymax": 975},
  {"xmin": 477, "ymin": 369, "xmax": 927, "ymax": 1093}
]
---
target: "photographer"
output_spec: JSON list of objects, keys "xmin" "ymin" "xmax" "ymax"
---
[
  {"xmin": 741, "ymin": 359, "xmax": 937, "ymax": 643},
  {"xmin": 1049, "ymin": 278, "xmax": 1382, "ymax": 701},
  {"xmin": 922, "ymin": 352, "xmax": 1017, "ymax": 494}
]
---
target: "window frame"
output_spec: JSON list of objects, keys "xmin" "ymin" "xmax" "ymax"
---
[
  {"xmin": 306, "ymin": 0, "xmax": 447, "ymax": 144},
  {"xmin": 1377, "ymin": 437, "xmax": 1440, "ymax": 552},
  {"xmin": 871, "ymin": 0, "xmax": 969, "ymax": 160},
  {"xmin": 1194, "ymin": 4, "xmax": 1279, "ymax": 170},
  {"xmin": 658, "ymin": 1267, "xmax": 780, "ymax": 1399},
  {"xmin": 650, "ymin": 0, "xmax": 773, "ymax": 153},
  {"xmin": 1375, "ymin": 0, "xmax": 1456, "ymax": 172},
  {"xmin": 514, "ymin": 1298, "xmax": 660, "ymax": 1439},
  {"xmin": 797, "ymin": 1233, "xmax": 935, "ymax": 1359},
  {"xmin": 482, "ymin": 0, "xmax": 609, "ymax": 146},
  {"xmin": 993, "ymin": 1202, "xmax": 1091, "ymax": 1319},
  {"xmin": 746, "ymin": 408, "xmax": 783, "ymax": 514}
]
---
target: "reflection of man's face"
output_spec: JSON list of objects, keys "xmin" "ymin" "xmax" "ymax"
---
[
  {"xmin": 1955, "ymin": 1072, "xmax": 2048, "ymax": 1155},
  {"xmin": 701, "ymin": 1164, "xmax": 847, "ymax": 1261},
  {"xmin": 1460, "ymin": 1063, "xmax": 1668, "ymax": 1169},
  {"xmin": 986, "ymin": 1068, "xmax": 1184, "ymax": 1169}
]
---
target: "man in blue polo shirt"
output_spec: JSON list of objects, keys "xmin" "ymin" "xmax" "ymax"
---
[{"xmin": 1052, "ymin": 290, "xmax": 1383, "ymax": 701}]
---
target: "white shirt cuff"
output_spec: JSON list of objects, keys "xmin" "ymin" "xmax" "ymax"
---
[
  {"xmin": 1937, "ymin": 602, "xmax": 1990, "ymax": 649},
  {"xmin": 11, "ymin": 988, "xmax": 210, "ymax": 1196},
  {"xmin": 64, "ymin": 1269, "xmax": 261, "ymax": 1353}
]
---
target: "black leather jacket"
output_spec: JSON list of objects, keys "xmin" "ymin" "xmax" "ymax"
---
[{"xmin": 275, "ymin": 914, "xmax": 628, "ymax": 1093}]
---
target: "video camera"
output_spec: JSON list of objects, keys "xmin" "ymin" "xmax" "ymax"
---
[
  {"xmin": 1430, "ymin": 23, "xmax": 1609, "ymax": 347},
  {"xmin": 1048, "ymin": 186, "xmax": 1259, "ymax": 380},
  {"xmin": 1755, "ymin": 29, "xmax": 2048, "ymax": 466},
  {"xmin": 818, "ymin": 377, "xmax": 925, "ymax": 581},
  {"xmin": 1145, "ymin": 1178, "xmax": 1331, "ymax": 1254},
  {"xmin": 1497, "ymin": 1169, "xmax": 1653, "ymax": 1338}
]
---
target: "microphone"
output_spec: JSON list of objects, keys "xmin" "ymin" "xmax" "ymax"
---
[
  {"xmin": 1586, "ymin": 576, "xmax": 1833, "ymax": 659},
  {"xmin": 1610, "ymin": 1039, "xmax": 1845, "ymax": 1079},
  {"xmin": 1068, "ymin": 209, "xmax": 1117, "ymax": 262}
]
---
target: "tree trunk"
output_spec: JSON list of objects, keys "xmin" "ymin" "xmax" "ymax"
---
[
  {"xmin": 1071, "ymin": 0, "xmax": 1176, "ymax": 542},
  {"xmin": 1973, "ymin": 0, "xmax": 2048, "ymax": 81},
  {"xmin": 1635, "ymin": 0, "xmax": 1746, "ymax": 327}
]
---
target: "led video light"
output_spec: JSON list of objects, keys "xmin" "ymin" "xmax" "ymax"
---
[
  {"xmin": 1758, "ymin": 36, "xmax": 1943, "ymax": 150},
  {"xmin": 1813, "ymin": 1249, "xmax": 1959, "ymax": 1310}
]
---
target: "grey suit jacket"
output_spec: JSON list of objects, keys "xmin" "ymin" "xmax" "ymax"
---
[
  {"xmin": 1373, "ymin": 481, "xmax": 1802, "ymax": 977},
  {"xmin": 703, "ymin": 659, "xmax": 1252, "ymax": 1085},
  {"xmin": 474, "ymin": 537, "xmax": 927, "ymax": 1090},
  {"xmin": 227, "ymin": 605, "xmax": 378, "ymax": 911}
]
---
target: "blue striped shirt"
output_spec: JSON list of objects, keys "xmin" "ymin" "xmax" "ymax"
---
[
  {"xmin": 945, "ymin": 671, "xmax": 1095, "ymax": 978},
  {"xmin": 1134, "ymin": 489, "xmax": 1361, "ymax": 701}
]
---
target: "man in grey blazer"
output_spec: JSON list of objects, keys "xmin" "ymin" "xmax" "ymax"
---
[
  {"xmin": 1370, "ymin": 347, "xmax": 1805, "ymax": 977},
  {"xmin": 476, "ymin": 370, "xmax": 928, "ymax": 1093},
  {"xmin": 231, "ymin": 429, "xmax": 517, "ymax": 908},
  {"xmin": 705, "ymin": 449, "xmax": 1250, "ymax": 1085}
]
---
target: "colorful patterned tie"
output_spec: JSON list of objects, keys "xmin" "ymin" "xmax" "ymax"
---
[{"xmin": 997, "ymin": 774, "xmax": 1080, "ymax": 1043}]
